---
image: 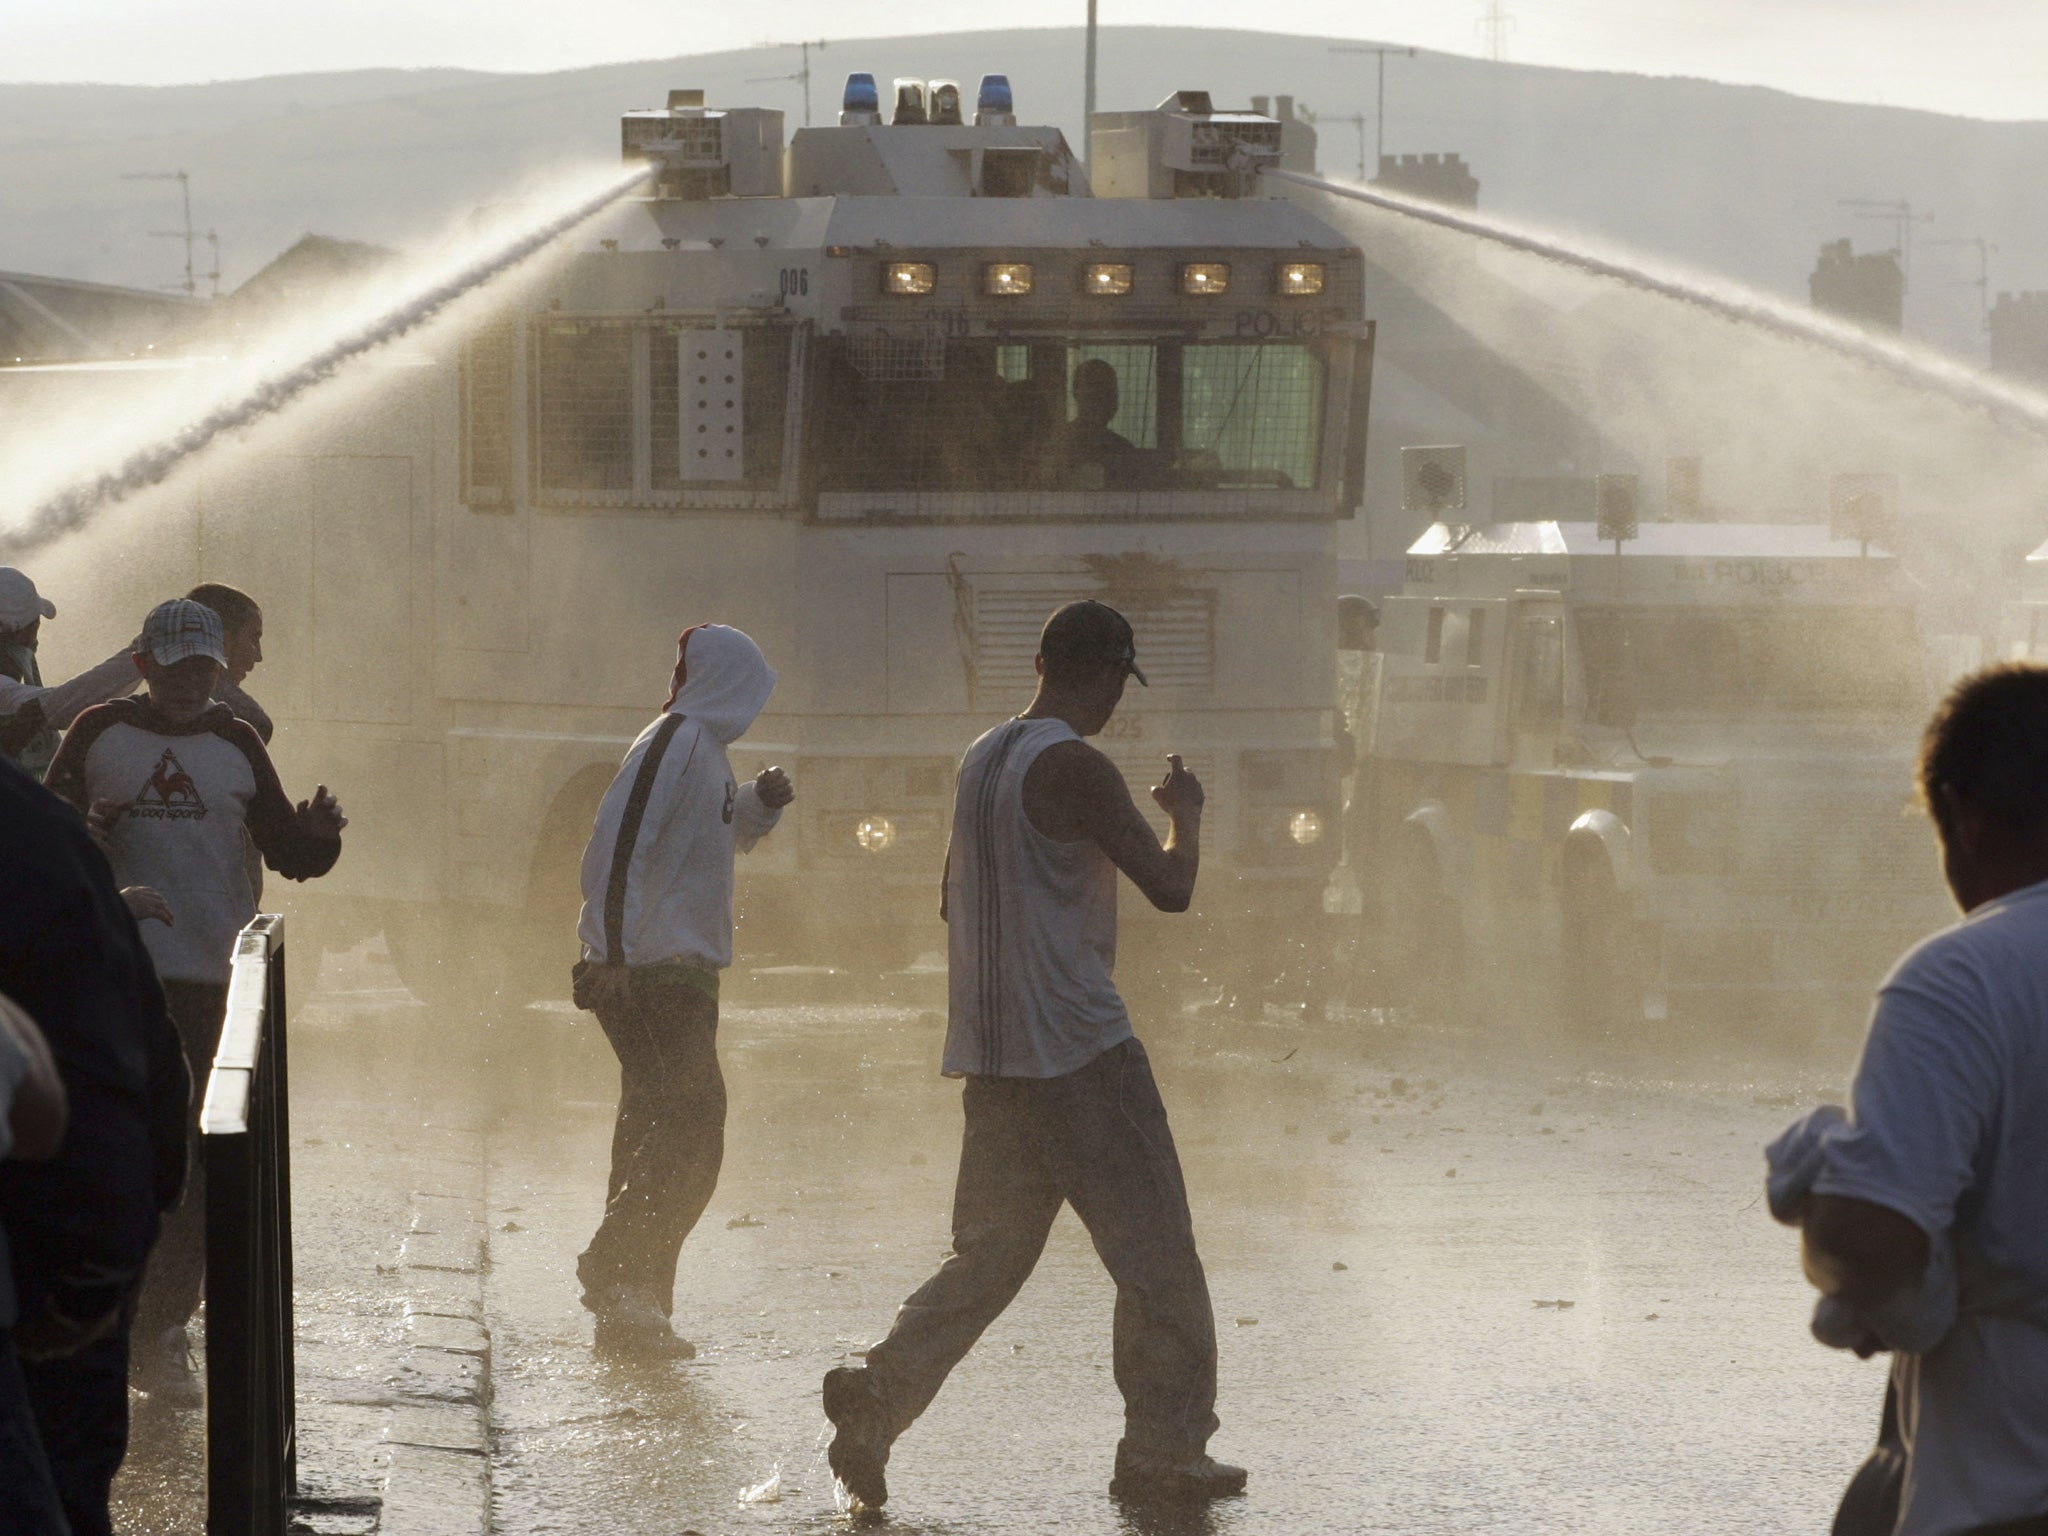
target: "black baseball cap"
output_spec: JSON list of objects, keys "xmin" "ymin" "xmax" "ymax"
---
[{"xmin": 1039, "ymin": 599, "xmax": 1148, "ymax": 686}]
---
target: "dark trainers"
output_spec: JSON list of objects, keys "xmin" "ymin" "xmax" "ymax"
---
[
  {"xmin": 822, "ymin": 1365, "xmax": 892, "ymax": 1511},
  {"xmin": 1109, "ymin": 1446, "xmax": 1248, "ymax": 1501},
  {"xmin": 591, "ymin": 1286, "xmax": 696, "ymax": 1360}
]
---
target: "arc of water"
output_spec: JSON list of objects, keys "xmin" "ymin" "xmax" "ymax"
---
[
  {"xmin": 1260, "ymin": 164, "xmax": 2048, "ymax": 443},
  {"xmin": 3, "ymin": 163, "xmax": 653, "ymax": 558}
]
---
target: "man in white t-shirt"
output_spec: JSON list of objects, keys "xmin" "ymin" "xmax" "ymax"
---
[{"xmin": 1795, "ymin": 663, "xmax": 2048, "ymax": 1536}]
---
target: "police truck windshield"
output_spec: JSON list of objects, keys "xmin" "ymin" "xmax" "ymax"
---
[
  {"xmin": 1575, "ymin": 605, "xmax": 1925, "ymax": 719},
  {"xmin": 813, "ymin": 337, "xmax": 1326, "ymax": 495}
]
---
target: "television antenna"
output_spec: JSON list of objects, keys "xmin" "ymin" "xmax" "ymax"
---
[
  {"xmin": 748, "ymin": 38, "xmax": 829, "ymax": 127},
  {"xmin": 1327, "ymin": 44, "xmax": 1417, "ymax": 173}
]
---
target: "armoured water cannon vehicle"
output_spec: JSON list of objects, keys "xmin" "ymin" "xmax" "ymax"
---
[
  {"xmin": 1348, "ymin": 514, "xmax": 1952, "ymax": 1037},
  {"xmin": 56, "ymin": 75, "xmax": 1367, "ymax": 1007},
  {"xmin": 2002, "ymin": 536, "xmax": 2048, "ymax": 660}
]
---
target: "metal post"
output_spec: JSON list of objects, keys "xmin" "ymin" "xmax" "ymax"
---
[
  {"xmin": 1084, "ymin": 0, "xmax": 1098, "ymax": 176},
  {"xmin": 1377, "ymin": 52, "xmax": 1387, "ymax": 168},
  {"xmin": 203, "ymin": 914, "xmax": 295, "ymax": 1536}
]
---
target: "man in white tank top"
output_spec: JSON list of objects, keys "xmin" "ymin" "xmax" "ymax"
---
[{"xmin": 823, "ymin": 600, "xmax": 1244, "ymax": 1510}]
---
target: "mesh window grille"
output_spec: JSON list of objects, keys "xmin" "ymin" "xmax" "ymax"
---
[
  {"xmin": 460, "ymin": 321, "xmax": 514, "ymax": 505},
  {"xmin": 813, "ymin": 338, "xmax": 1324, "ymax": 497},
  {"xmin": 533, "ymin": 321, "xmax": 634, "ymax": 499}
]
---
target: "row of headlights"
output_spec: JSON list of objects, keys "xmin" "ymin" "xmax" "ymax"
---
[
  {"xmin": 842, "ymin": 808, "xmax": 1322, "ymax": 853},
  {"xmin": 882, "ymin": 260, "xmax": 1327, "ymax": 300}
]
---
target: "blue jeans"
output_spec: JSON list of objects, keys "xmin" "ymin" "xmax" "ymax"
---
[{"xmin": 864, "ymin": 1038, "xmax": 1220, "ymax": 1460}]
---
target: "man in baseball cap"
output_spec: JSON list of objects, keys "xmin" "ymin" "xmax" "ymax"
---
[
  {"xmin": 46, "ymin": 597, "xmax": 344, "ymax": 1406},
  {"xmin": 0, "ymin": 568, "xmax": 141, "ymax": 781},
  {"xmin": 825, "ymin": 595, "xmax": 1244, "ymax": 1513},
  {"xmin": 1037, "ymin": 598, "xmax": 1149, "ymax": 687}
]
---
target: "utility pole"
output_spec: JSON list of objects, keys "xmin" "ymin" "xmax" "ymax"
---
[
  {"xmin": 1928, "ymin": 233, "xmax": 1995, "ymax": 326},
  {"xmin": 1328, "ymin": 44, "xmax": 1417, "ymax": 172},
  {"xmin": 1840, "ymin": 197, "xmax": 1935, "ymax": 281},
  {"xmin": 747, "ymin": 38, "xmax": 828, "ymax": 127},
  {"xmin": 1476, "ymin": 0, "xmax": 1514, "ymax": 62},
  {"xmin": 1084, "ymin": 0, "xmax": 1098, "ymax": 176},
  {"xmin": 122, "ymin": 168, "xmax": 197, "ymax": 297}
]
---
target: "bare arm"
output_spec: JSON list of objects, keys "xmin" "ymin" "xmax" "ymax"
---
[
  {"xmin": 1800, "ymin": 1192, "xmax": 1931, "ymax": 1311},
  {"xmin": 1036, "ymin": 745, "xmax": 1202, "ymax": 913}
]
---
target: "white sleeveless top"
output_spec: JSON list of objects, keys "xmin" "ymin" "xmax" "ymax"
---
[{"xmin": 942, "ymin": 717, "xmax": 1132, "ymax": 1079}]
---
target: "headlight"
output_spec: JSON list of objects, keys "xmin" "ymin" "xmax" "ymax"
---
[
  {"xmin": 983, "ymin": 262, "xmax": 1033, "ymax": 296},
  {"xmin": 1082, "ymin": 262, "xmax": 1133, "ymax": 296},
  {"xmin": 855, "ymin": 814, "xmax": 898, "ymax": 852},
  {"xmin": 1287, "ymin": 809, "xmax": 1324, "ymax": 846},
  {"xmin": 1278, "ymin": 261, "xmax": 1326, "ymax": 296},
  {"xmin": 1180, "ymin": 262, "xmax": 1230, "ymax": 296},
  {"xmin": 882, "ymin": 262, "xmax": 936, "ymax": 296}
]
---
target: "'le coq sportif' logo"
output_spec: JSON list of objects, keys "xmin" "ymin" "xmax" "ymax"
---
[{"xmin": 131, "ymin": 748, "xmax": 208, "ymax": 821}]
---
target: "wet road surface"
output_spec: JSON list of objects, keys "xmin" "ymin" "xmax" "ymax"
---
[
  {"xmin": 473, "ymin": 973, "xmax": 1884, "ymax": 1535},
  {"xmin": 117, "ymin": 947, "xmax": 1891, "ymax": 1533}
]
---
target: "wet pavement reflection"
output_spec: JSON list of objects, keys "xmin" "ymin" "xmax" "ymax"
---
[
  {"xmin": 475, "ymin": 973, "xmax": 1883, "ymax": 1534},
  {"xmin": 116, "ymin": 946, "xmax": 1889, "ymax": 1533}
]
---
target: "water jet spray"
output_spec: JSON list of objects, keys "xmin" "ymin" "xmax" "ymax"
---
[
  {"xmin": 1, "ymin": 163, "xmax": 652, "ymax": 559},
  {"xmin": 1259, "ymin": 164, "xmax": 2048, "ymax": 443}
]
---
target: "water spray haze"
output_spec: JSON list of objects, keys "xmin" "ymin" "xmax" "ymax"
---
[
  {"xmin": 0, "ymin": 161, "xmax": 651, "ymax": 559},
  {"xmin": 1269, "ymin": 166, "xmax": 2048, "ymax": 442}
]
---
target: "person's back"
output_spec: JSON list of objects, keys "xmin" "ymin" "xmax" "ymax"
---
[
  {"xmin": 1822, "ymin": 885, "xmax": 2048, "ymax": 1531},
  {"xmin": 1791, "ymin": 663, "xmax": 2048, "ymax": 1536},
  {"xmin": 943, "ymin": 716, "xmax": 1130, "ymax": 1079}
]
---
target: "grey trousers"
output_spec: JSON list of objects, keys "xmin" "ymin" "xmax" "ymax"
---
[{"xmin": 864, "ymin": 1038, "xmax": 1220, "ymax": 1460}]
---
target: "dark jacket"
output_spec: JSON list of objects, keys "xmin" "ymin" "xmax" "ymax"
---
[{"xmin": 0, "ymin": 756, "xmax": 189, "ymax": 1335}]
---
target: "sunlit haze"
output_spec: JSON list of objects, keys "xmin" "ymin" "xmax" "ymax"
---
[{"xmin": 5, "ymin": 0, "xmax": 2047, "ymax": 120}]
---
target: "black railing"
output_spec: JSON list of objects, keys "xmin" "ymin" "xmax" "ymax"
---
[{"xmin": 200, "ymin": 912, "xmax": 296, "ymax": 1536}]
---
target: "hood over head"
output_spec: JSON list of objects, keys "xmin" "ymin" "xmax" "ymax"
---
[{"xmin": 662, "ymin": 624, "xmax": 776, "ymax": 744}]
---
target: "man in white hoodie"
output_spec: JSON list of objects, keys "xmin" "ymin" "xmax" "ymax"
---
[{"xmin": 571, "ymin": 624, "xmax": 794, "ymax": 1356}]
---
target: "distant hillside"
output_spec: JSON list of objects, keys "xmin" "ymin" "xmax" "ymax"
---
[{"xmin": 2, "ymin": 27, "xmax": 2044, "ymax": 357}]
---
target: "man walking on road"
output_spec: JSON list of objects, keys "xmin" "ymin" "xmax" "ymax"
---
[
  {"xmin": 1790, "ymin": 664, "xmax": 2048, "ymax": 1535},
  {"xmin": 823, "ymin": 599, "xmax": 1243, "ymax": 1510},
  {"xmin": 45, "ymin": 597, "xmax": 344, "ymax": 1400},
  {"xmin": 572, "ymin": 624, "xmax": 793, "ymax": 1357}
]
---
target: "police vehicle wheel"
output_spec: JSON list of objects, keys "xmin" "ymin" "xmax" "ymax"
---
[{"xmin": 1559, "ymin": 853, "xmax": 1642, "ymax": 1037}]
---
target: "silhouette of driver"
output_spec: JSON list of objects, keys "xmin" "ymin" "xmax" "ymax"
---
[{"xmin": 1064, "ymin": 358, "xmax": 1136, "ymax": 480}]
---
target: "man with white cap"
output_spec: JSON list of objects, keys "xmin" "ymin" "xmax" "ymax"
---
[
  {"xmin": 570, "ymin": 623, "xmax": 794, "ymax": 1357},
  {"xmin": 44, "ymin": 597, "xmax": 345, "ymax": 1399},
  {"xmin": 0, "ymin": 568, "xmax": 140, "ymax": 779}
]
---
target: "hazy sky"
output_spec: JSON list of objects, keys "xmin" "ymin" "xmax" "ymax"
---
[{"xmin": 5, "ymin": 0, "xmax": 2045, "ymax": 120}]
